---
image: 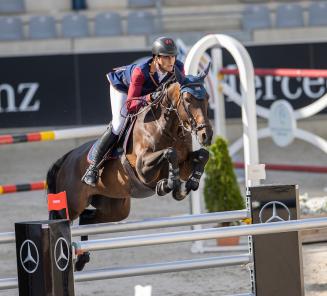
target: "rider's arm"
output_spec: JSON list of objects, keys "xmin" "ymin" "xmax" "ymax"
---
[{"xmin": 126, "ymin": 67, "xmax": 150, "ymax": 113}]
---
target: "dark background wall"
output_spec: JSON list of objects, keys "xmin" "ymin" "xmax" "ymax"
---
[{"xmin": 0, "ymin": 43, "xmax": 326, "ymax": 128}]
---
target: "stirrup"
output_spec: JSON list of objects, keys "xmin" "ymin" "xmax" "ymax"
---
[{"xmin": 81, "ymin": 166, "xmax": 99, "ymax": 187}]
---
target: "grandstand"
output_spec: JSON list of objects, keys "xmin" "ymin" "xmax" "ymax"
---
[{"xmin": 0, "ymin": 0, "xmax": 327, "ymax": 56}]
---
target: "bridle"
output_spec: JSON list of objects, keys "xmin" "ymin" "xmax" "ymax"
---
[
  {"xmin": 176, "ymin": 84, "xmax": 210, "ymax": 134},
  {"xmin": 128, "ymin": 75, "xmax": 210, "ymax": 138}
]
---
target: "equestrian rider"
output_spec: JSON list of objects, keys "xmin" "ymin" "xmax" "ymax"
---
[{"xmin": 82, "ymin": 37, "xmax": 184, "ymax": 187}]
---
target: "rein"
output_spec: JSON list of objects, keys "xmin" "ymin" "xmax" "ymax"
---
[
  {"xmin": 125, "ymin": 74, "xmax": 175, "ymax": 119},
  {"xmin": 152, "ymin": 81, "xmax": 210, "ymax": 139},
  {"xmin": 124, "ymin": 75, "xmax": 209, "ymax": 141}
]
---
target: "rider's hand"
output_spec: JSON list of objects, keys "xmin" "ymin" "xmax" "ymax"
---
[
  {"xmin": 150, "ymin": 92, "xmax": 160, "ymax": 102},
  {"xmin": 145, "ymin": 92, "xmax": 160, "ymax": 104}
]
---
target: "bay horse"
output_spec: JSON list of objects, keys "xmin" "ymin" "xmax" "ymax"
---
[{"xmin": 46, "ymin": 65, "xmax": 213, "ymax": 270}]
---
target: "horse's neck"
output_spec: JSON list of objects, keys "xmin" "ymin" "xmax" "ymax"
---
[{"xmin": 159, "ymin": 90, "xmax": 180, "ymax": 136}]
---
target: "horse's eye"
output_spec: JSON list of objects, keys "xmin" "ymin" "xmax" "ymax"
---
[{"xmin": 184, "ymin": 95, "xmax": 192, "ymax": 103}]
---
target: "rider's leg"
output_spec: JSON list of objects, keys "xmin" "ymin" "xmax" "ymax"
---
[
  {"xmin": 110, "ymin": 85, "xmax": 128, "ymax": 135},
  {"xmin": 82, "ymin": 85, "xmax": 127, "ymax": 187}
]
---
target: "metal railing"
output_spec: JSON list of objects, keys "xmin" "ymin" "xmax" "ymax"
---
[
  {"xmin": 0, "ymin": 210, "xmax": 250, "ymax": 244},
  {"xmin": 73, "ymin": 217, "xmax": 327, "ymax": 253}
]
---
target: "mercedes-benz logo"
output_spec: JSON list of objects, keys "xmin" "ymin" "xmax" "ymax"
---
[
  {"xmin": 54, "ymin": 237, "xmax": 70, "ymax": 271},
  {"xmin": 259, "ymin": 201, "xmax": 291, "ymax": 223},
  {"xmin": 20, "ymin": 240, "xmax": 39, "ymax": 274}
]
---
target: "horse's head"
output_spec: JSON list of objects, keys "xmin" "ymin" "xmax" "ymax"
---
[{"xmin": 169, "ymin": 64, "xmax": 213, "ymax": 146}]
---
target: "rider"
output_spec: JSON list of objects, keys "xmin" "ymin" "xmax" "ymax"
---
[{"xmin": 82, "ymin": 37, "xmax": 184, "ymax": 187}]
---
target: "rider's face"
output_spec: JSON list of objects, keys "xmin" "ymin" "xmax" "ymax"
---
[{"xmin": 156, "ymin": 55, "xmax": 176, "ymax": 73}]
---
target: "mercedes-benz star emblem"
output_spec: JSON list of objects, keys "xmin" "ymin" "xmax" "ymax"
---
[
  {"xmin": 259, "ymin": 201, "xmax": 291, "ymax": 223},
  {"xmin": 20, "ymin": 239, "xmax": 39, "ymax": 274},
  {"xmin": 54, "ymin": 237, "xmax": 70, "ymax": 271}
]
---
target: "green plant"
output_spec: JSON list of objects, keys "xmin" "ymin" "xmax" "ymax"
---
[{"xmin": 204, "ymin": 136, "xmax": 245, "ymax": 213}]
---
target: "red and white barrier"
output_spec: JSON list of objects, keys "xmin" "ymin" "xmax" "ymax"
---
[
  {"xmin": 0, "ymin": 181, "xmax": 46, "ymax": 195},
  {"xmin": 0, "ymin": 125, "xmax": 107, "ymax": 145},
  {"xmin": 234, "ymin": 162, "xmax": 327, "ymax": 174},
  {"xmin": 220, "ymin": 68, "xmax": 327, "ymax": 78}
]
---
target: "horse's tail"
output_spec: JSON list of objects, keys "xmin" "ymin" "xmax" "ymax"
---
[{"xmin": 46, "ymin": 151, "xmax": 71, "ymax": 194}]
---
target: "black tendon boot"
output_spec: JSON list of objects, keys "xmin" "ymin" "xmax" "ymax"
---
[{"xmin": 82, "ymin": 123, "xmax": 119, "ymax": 187}]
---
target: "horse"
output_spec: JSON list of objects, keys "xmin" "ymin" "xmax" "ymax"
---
[{"xmin": 46, "ymin": 65, "xmax": 213, "ymax": 270}]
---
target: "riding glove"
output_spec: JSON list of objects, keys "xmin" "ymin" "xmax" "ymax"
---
[{"xmin": 148, "ymin": 91, "xmax": 160, "ymax": 103}]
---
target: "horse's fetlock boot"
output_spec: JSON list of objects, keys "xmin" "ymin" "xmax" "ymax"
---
[
  {"xmin": 194, "ymin": 171, "xmax": 202, "ymax": 177},
  {"xmin": 186, "ymin": 178, "xmax": 199, "ymax": 191},
  {"xmin": 165, "ymin": 148, "xmax": 177, "ymax": 162},
  {"xmin": 156, "ymin": 179, "xmax": 171, "ymax": 196},
  {"xmin": 199, "ymin": 149, "xmax": 209, "ymax": 162}
]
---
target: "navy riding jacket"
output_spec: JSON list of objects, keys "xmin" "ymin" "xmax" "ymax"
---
[{"xmin": 107, "ymin": 57, "xmax": 184, "ymax": 112}]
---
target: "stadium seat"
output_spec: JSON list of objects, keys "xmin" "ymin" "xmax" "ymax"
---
[
  {"xmin": 72, "ymin": 0, "xmax": 87, "ymax": 10},
  {"xmin": 276, "ymin": 4, "xmax": 304, "ymax": 28},
  {"xmin": 308, "ymin": 1, "xmax": 327, "ymax": 27},
  {"xmin": 127, "ymin": 11, "xmax": 157, "ymax": 35},
  {"xmin": 61, "ymin": 14, "xmax": 89, "ymax": 38},
  {"xmin": 0, "ymin": 0, "xmax": 24, "ymax": 13},
  {"xmin": 242, "ymin": 4, "xmax": 271, "ymax": 31},
  {"xmin": 94, "ymin": 12, "xmax": 122, "ymax": 36},
  {"xmin": 128, "ymin": 0, "xmax": 155, "ymax": 8},
  {"xmin": 29, "ymin": 15, "xmax": 57, "ymax": 40},
  {"xmin": 0, "ymin": 16, "xmax": 23, "ymax": 41}
]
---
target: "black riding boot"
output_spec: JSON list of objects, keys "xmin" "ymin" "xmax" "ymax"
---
[{"xmin": 82, "ymin": 124, "xmax": 119, "ymax": 187}]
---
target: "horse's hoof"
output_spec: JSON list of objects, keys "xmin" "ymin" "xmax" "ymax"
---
[
  {"xmin": 172, "ymin": 191, "xmax": 186, "ymax": 201},
  {"xmin": 172, "ymin": 184, "xmax": 188, "ymax": 201},
  {"xmin": 75, "ymin": 252, "xmax": 90, "ymax": 271},
  {"xmin": 186, "ymin": 179, "xmax": 199, "ymax": 191}
]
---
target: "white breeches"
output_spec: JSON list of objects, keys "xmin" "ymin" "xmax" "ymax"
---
[{"xmin": 110, "ymin": 85, "xmax": 128, "ymax": 135}]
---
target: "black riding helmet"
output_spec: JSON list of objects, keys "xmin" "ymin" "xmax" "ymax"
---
[{"xmin": 152, "ymin": 37, "xmax": 177, "ymax": 56}]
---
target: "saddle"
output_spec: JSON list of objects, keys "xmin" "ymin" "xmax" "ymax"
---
[
  {"xmin": 87, "ymin": 117, "xmax": 134, "ymax": 164},
  {"xmin": 87, "ymin": 116, "xmax": 154, "ymax": 197}
]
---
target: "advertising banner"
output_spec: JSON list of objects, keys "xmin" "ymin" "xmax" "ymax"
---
[{"xmin": 0, "ymin": 43, "xmax": 326, "ymax": 128}]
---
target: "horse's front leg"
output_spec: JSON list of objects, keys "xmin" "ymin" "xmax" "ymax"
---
[
  {"xmin": 185, "ymin": 148, "xmax": 209, "ymax": 193},
  {"xmin": 156, "ymin": 147, "xmax": 192, "ymax": 202},
  {"xmin": 152, "ymin": 148, "xmax": 209, "ymax": 202},
  {"xmin": 137, "ymin": 147, "xmax": 181, "ymax": 197},
  {"xmin": 155, "ymin": 147, "xmax": 181, "ymax": 197}
]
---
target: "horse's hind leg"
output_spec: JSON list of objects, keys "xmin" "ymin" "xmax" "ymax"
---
[
  {"xmin": 74, "ymin": 208, "xmax": 96, "ymax": 271},
  {"xmin": 75, "ymin": 196, "xmax": 131, "ymax": 271}
]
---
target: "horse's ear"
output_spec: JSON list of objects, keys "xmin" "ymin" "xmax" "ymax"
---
[
  {"xmin": 174, "ymin": 66, "xmax": 184, "ymax": 84},
  {"xmin": 198, "ymin": 62, "xmax": 211, "ymax": 80}
]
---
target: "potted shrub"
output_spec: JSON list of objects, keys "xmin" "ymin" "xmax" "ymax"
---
[{"xmin": 204, "ymin": 136, "xmax": 245, "ymax": 245}]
